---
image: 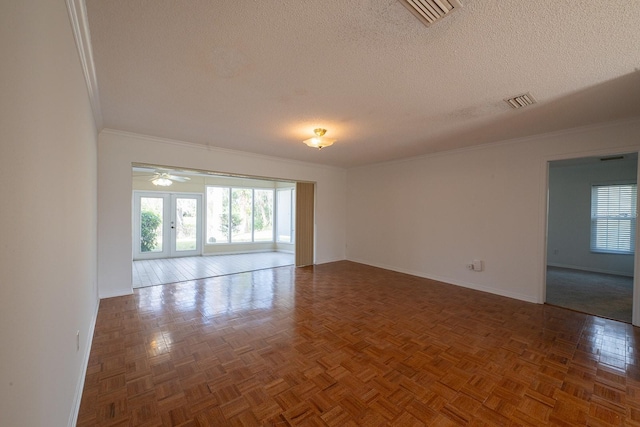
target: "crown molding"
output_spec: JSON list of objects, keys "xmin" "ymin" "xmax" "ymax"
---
[{"xmin": 66, "ymin": 0, "xmax": 103, "ymax": 130}]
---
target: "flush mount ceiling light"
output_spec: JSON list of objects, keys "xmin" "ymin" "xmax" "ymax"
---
[{"xmin": 303, "ymin": 128, "xmax": 336, "ymax": 150}]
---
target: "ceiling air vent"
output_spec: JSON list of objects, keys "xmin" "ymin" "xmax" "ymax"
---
[
  {"xmin": 504, "ymin": 92, "xmax": 537, "ymax": 109},
  {"xmin": 399, "ymin": 0, "xmax": 463, "ymax": 27},
  {"xmin": 600, "ymin": 155, "xmax": 625, "ymax": 162}
]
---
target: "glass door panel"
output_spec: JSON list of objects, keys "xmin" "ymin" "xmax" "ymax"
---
[
  {"xmin": 172, "ymin": 195, "xmax": 201, "ymax": 256},
  {"xmin": 140, "ymin": 196, "xmax": 165, "ymax": 253},
  {"xmin": 134, "ymin": 192, "xmax": 170, "ymax": 259},
  {"xmin": 134, "ymin": 192, "xmax": 202, "ymax": 259}
]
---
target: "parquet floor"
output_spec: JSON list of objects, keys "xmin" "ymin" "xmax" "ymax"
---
[{"xmin": 77, "ymin": 261, "xmax": 640, "ymax": 426}]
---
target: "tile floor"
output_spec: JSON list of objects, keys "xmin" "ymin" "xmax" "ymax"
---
[
  {"xmin": 133, "ymin": 252, "xmax": 294, "ymax": 288},
  {"xmin": 78, "ymin": 261, "xmax": 640, "ymax": 426}
]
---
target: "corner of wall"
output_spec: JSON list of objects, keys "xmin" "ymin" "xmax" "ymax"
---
[{"xmin": 67, "ymin": 296, "xmax": 100, "ymax": 427}]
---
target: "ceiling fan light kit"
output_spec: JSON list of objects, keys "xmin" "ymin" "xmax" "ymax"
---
[
  {"xmin": 148, "ymin": 171, "xmax": 191, "ymax": 186},
  {"xmin": 303, "ymin": 128, "xmax": 336, "ymax": 150},
  {"xmin": 151, "ymin": 177, "xmax": 173, "ymax": 186}
]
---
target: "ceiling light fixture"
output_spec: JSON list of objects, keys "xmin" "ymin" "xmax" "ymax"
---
[
  {"xmin": 303, "ymin": 128, "xmax": 336, "ymax": 150},
  {"xmin": 151, "ymin": 177, "xmax": 173, "ymax": 186}
]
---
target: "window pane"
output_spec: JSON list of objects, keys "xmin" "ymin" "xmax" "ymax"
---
[
  {"xmin": 254, "ymin": 190, "xmax": 274, "ymax": 242},
  {"xmin": 175, "ymin": 198, "xmax": 197, "ymax": 251},
  {"xmin": 206, "ymin": 187, "xmax": 229, "ymax": 243},
  {"xmin": 591, "ymin": 184, "xmax": 637, "ymax": 254},
  {"xmin": 277, "ymin": 189, "xmax": 293, "ymax": 243},
  {"xmin": 231, "ymin": 188, "xmax": 253, "ymax": 242},
  {"xmin": 140, "ymin": 197, "xmax": 163, "ymax": 252}
]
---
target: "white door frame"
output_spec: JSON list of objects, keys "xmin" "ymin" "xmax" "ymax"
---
[
  {"xmin": 540, "ymin": 149, "xmax": 640, "ymax": 326},
  {"xmin": 169, "ymin": 193, "xmax": 202, "ymax": 258}
]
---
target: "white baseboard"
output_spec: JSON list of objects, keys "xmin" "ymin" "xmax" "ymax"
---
[
  {"xmin": 276, "ymin": 249, "xmax": 294, "ymax": 254},
  {"xmin": 347, "ymin": 258, "xmax": 540, "ymax": 304},
  {"xmin": 547, "ymin": 263, "xmax": 634, "ymax": 277},
  {"xmin": 99, "ymin": 288, "xmax": 134, "ymax": 299},
  {"xmin": 315, "ymin": 257, "xmax": 347, "ymax": 265},
  {"xmin": 68, "ymin": 298, "xmax": 99, "ymax": 427},
  {"xmin": 203, "ymin": 249, "xmax": 278, "ymax": 256}
]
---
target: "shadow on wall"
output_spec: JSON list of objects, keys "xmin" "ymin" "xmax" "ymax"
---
[{"xmin": 415, "ymin": 70, "xmax": 640, "ymax": 154}]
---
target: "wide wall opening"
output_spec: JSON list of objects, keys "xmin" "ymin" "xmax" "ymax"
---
[{"xmin": 132, "ymin": 164, "xmax": 314, "ymax": 288}]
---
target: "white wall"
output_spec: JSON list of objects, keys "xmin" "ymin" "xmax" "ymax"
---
[
  {"xmin": 0, "ymin": 1, "xmax": 99, "ymax": 426},
  {"xmin": 547, "ymin": 158, "xmax": 637, "ymax": 276},
  {"xmin": 98, "ymin": 130, "xmax": 347, "ymax": 298},
  {"xmin": 347, "ymin": 119, "xmax": 640, "ymax": 305}
]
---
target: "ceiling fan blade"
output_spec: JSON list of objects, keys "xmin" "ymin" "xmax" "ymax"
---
[{"xmin": 168, "ymin": 175, "xmax": 190, "ymax": 182}]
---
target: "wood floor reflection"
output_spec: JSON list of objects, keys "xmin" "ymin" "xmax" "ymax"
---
[{"xmin": 77, "ymin": 261, "xmax": 640, "ymax": 426}]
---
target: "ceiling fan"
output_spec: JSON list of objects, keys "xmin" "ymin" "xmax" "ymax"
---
[
  {"xmin": 149, "ymin": 172, "xmax": 190, "ymax": 186},
  {"xmin": 135, "ymin": 167, "xmax": 191, "ymax": 186}
]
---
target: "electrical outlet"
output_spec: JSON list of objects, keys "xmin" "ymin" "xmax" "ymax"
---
[{"xmin": 76, "ymin": 330, "xmax": 80, "ymax": 351}]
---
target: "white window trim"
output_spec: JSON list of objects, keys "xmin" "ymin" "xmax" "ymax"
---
[
  {"xmin": 590, "ymin": 181, "xmax": 637, "ymax": 255},
  {"xmin": 205, "ymin": 186, "xmax": 275, "ymax": 245},
  {"xmin": 276, "ymin": 187, "xmax": 295, "ymax": 244}
]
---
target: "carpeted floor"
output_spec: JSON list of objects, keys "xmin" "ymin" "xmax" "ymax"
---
[{"xmin": 546, "ymin": 266, "xmax": 633, "ymax": 323}]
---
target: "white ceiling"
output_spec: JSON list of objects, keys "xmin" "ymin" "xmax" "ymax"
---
[{"xmin": 85, "ymin": 0, "xmax": 640, "ymax": 168}]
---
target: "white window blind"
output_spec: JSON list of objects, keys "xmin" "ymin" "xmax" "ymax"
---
[{"xmin": 590, "ymin": 183, "xmax": 637, "ymax": 254}]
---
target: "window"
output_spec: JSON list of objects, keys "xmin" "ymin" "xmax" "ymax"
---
[
  {"xmin": 206, "ymin": 187, "xmax": 229, "ymax": 243},
  {"xmin": 206, "ymin": 187, "xmax": 274, "ymax": 244},
  {"xmin": 231, "ymin": 188, "xmax": 253, "ymax": 242},
  {"xmin": 591, "ymin": 183, "xmax": 637, "ymax": 254},
  {"xmin": 277, "ymin": 188, "xmax": 295, "ymax": 243},
  {"xmin": 254, "ymin": 189, "xmax": 274, "ymax": 242}
]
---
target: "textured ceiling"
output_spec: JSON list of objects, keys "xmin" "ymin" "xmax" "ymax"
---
[{"xmin": 85, "ymin": 0, "xmax": 640, "ymax": 168}]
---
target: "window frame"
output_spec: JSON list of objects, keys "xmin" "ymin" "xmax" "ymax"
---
[
  {"xmin": 590, "ymin": 181, "xmax": 637, "ymax": 255},
  {"xmin": 253, "ymin": 188, "xmax": 275, "ymax": 243},
  {"xmin": 205, "ymin": 186, "xmax": 276, "ymax": 245},
  {"xmin": 276, "ymin": 187, "xmax": 295, "ymax": 244}
]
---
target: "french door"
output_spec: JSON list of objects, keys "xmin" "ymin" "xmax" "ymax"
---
[{"xmin": 133, "ymin": 192, "xmax": 202, "ymax": 260}]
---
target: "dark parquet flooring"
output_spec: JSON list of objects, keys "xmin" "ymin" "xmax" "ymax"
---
[{"xmin": 78, "ymin": 261, "xmax": 640, "ymax": 426}]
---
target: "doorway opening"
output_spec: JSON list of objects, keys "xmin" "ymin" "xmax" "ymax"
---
[
  {"xmin": 545, "ymin": 152, "xmax": 637, "ymax": 323},
  {"xmin": 133, "ymin": 192, "xmax": 202, "ymax": 260}
]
